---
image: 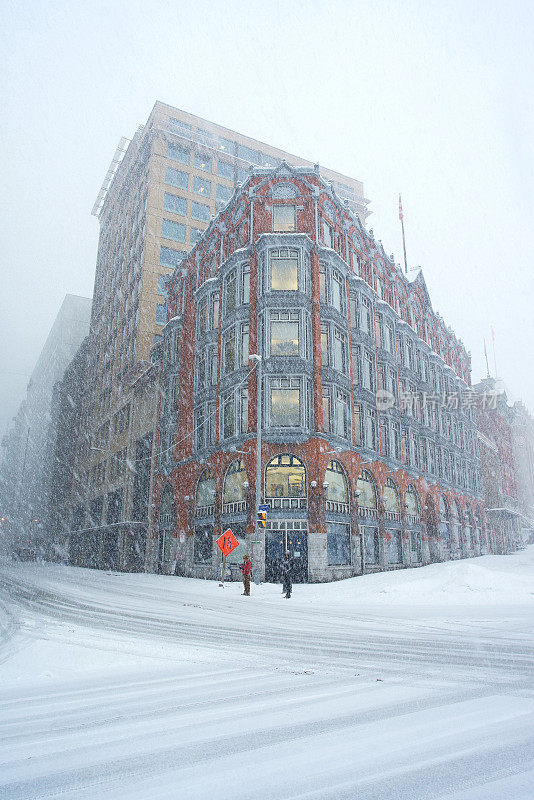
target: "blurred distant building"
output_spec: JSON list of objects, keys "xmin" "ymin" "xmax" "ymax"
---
[
  {"xmin": 511, "ymin": 401, "xmax": 534, "ymax": 542},
  {"xmin": 475, "ymin": 377, "xmax": 523, "ymax": 553},
  {"xmin": 67, "ymin": 101, "xmax": 370, "ymax": 570},
  {"xmin": 0, "ymin": 294, "xmax": 91, "ymax": 555},
  {"xmin": 152, "ymin": 164, "xmax": 484, "ymax": 582}
]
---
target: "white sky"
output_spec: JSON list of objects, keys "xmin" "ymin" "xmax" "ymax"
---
[{"xmin": 1, "ymin": 0, "xmax": 533, "ymax": 436}]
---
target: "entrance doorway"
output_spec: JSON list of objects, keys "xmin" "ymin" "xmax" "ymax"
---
[{"xmin": 265, "ymin": 519, "xmax": 308, "ymax": 583}]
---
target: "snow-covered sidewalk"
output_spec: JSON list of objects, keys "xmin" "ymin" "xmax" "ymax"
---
[{"xmin": 1, "ymin": 548, "xmax": 534, "ymax": 799}]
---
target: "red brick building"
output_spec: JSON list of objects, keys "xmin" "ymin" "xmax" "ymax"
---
[{"xmin": 152, "ymin": 163, "xmax": 484, "ymax": 582}]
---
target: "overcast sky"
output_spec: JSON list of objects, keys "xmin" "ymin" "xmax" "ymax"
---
[{"xmin": 1, "ymin": 0, "xmax": 533, "ymax": 437}]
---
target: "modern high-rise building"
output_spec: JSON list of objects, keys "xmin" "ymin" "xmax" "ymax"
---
[
  {"xmin": 77, "ymin": 102, "xmax": 370, "ymax": 565},
  {"xmin": 0, "ymin": 294, "xmax": 92, "ymax": 555},
  {"xmin": 153, "ymin": 163, "xmax": 484, "ymax": 582}
]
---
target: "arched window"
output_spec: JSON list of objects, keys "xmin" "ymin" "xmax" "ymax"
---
[
  {"xmin": 405, "ymin": 485, "xmax": 419, "ymax": 518},
  {"xmin": 383, "ymin": 478, "xmax": 400, "ymax": 514},
  {"xmin": 325, "ymin": 460, "xmax": 349, "ymax": 513},
  {"xmin": 222, "ymin": 459, "xmax": 248, "ymax": 514},
  {"xmin": 271, "ymin": 182, "xmax": 299, "ymax": 199},
  {"xmin": 195, "ymin": 468, "xmax": 215, "ymax": 517},
  {"xmin": 357, "ymin": 470, "xmax": 377, "ymax": 510},
  {"xmin": 265, "ymin": 454, "xmax": 306, "ymax": 509}
]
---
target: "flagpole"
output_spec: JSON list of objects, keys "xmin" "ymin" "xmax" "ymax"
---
[
  {"xmin": 483, "ymin": 338, "xmax": 490, "ymax": 378},
  {"xmin": 399, "ymin": 194, "xmax": 408, "ymax": 274},
  {"xmin": 491, "ymin": 327, "xmax": 498, "ymax": 378}
]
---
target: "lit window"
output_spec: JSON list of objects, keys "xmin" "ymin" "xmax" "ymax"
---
[
  {"xmin": 194, "ymin": 153, "xmax": 212, "ymax": 172},
  {"xmin": 192, "ymin": 201, "xmax": 210, "ymax": 222},
  {"xmin": 270, "ymin": 248, "xmax": 299, "ymax": 291},
  {"xmin": 270, "ymin": 311, "xmax": 299, "ymax": 356},
  {"xmin": 270, "ymin": 377, "xmax": 301, "ymax": 427},
  {"xmin": 167, "ymin": 144, "xmax": 190, "ymax": 165},
  {"xmin": 273, "ymin": 205, "xmax": 296, "ymax": 232},
  {"xmin": 156, "ymin": 305, "xmax": 166, "ymax": 325},
  {"xmin": 193, "ymin": 176, "xmax": 211, "ymax": 197},
  {"xmin": 165, "ymin": 168, "xmax": 188, "ymax": 189},
  {"xmin": 218, "ymin": 137, "xmax": 234, "ymax": 153},
  {"xmin": 162, "ymin": 219, "xmax": 186, "ymax": 243},
  {"xmin": 163, "ymin": 193, "xmax": 187, "ymax": 215},
  {"xmin": 265, "ymin": 454, "xmax": 306, "ymax": 498}
]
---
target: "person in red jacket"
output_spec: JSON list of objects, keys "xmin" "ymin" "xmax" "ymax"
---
[{"xmin": 241, "ymin": 554, "xmax": 252, "ymax": 596}]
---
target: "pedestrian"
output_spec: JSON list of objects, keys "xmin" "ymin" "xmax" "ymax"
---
[
  {"xmin": 241, "ymin": 553, "xmax": 252, "ymax": 596},
  {"xmin": 280, "ymin": 552, "xmax": 293, "ymax": 598}
]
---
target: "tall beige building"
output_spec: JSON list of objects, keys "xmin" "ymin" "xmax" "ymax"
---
[{"xmin": 79, "ymin": 101, "xmax": 369, "ymax": 565}]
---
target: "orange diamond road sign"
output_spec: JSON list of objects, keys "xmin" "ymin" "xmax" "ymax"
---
[{"xmin": 216, "ymin": 528, "xmax": 239, "ymax": 557}]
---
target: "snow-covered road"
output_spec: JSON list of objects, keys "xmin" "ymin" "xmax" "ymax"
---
[{"xmin": 1, "ymin": 550, "xmax": 534, "ymax": 799}]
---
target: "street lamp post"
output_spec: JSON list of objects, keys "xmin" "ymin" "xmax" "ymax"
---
[{"xmin": 249, "ymin": 353, "xmax": 262, "ymax": 583}]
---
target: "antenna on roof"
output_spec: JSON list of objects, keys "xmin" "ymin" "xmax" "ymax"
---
[{"xmin": 398, "ymin": 194, "xmax": 408, "ymax": 274}]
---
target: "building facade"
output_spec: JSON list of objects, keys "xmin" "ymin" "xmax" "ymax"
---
[
  {"xmin": 74, "ymin": 102, "xmax": 369, "ymax": 567},
  {"xmin": 153, "ymin": 164, "xmax": 485, "ymax": 582},
  {"xmin": 0, "ymin": 294, "xmax": 91, "ymax": 556}
]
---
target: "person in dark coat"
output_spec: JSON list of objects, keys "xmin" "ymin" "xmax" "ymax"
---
[
  {"xmin": 241, "ymin": 554, "xmax": 252, "ymax": 596},
  {"xmin": 280, "ymin": 552, "xmax": 293, "ymax": 598}
]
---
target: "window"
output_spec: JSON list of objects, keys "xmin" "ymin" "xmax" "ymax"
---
[
  {"xmin": 198, "ymin": 299, "xmax": 208, "ymax": 334},
  {"xmin": 383, "ymin": 478, "xmax": 400, "ymax": 513},
  {"xmin": 223, "ymin": 460, "xmax": 247, "ymax": 507},
  {"xmin": 217, "ymin": 160, "xmax": 234, "ymax": 179},
  {"xmin": 362, "ymin": 350, "xmax": 374, "ymax": 390},
  {"xmin": 240, "ymin": 323, "xmax": 249, "ymax": 365},
  {"xmin": 225, "ymin": 269, "xmax": 237, "ymax": 313},
  {"xmin": 319, "ymin": 265, "xmax": 327, "ymax": 303},
  {"xmin": 160, "ymin": 246, "xmax": 184, "ymax": 267},
  {"xmin": 357, "ymin": 470, "xmax": 377, "ymax": 508},
  {"xmin": 363, "ymin": 526, "xmax": 379, "ymax": 564},
  {"xmin": 237, "ymin": 143, "xmax": 260, "ymax": 163},
  {"xmin": 193, "ymin": 176, "xmax": 211, "ymax": 197},
  {"xmin": 354, "ymin": 403, "xmax": 362, "ymax": 444},
  {"xmin": 209, "ymin": 346, "xmax": 218, "ymax": 385},
  {"xmin": 270, "ymin": 311, "xmax": 299, "ymax": 356},
  {"xmin": 154, "ymin": 334, "xmax": 163, "ymax": 345},
  {"xmin": 194, "ymin": 407, "xmax": 205, "ymax": 450},
  {"xmin": 196, "ymin": 468, "xmax": 215, "ymax": 513},
  {"xmin": 167, "ymin": 144, "xmax": 190, "ymax": 164},
  {"xmin": 192, "ymin": 201, "xmax": 210, "ymax": 222},
  {"xmin": 157, "ymin": 275, "xmax": 167, "ymax": 295},
  {"xmin": 196, "ymin": 349, "xmax": 206, "ymax": 389},
  {"xmin": 321, "ymin": 326, "xmax": 329, "ymax": 366},
  {"xmin": 207, "ymin": 402, "xmax": 216, "ymax": 445},
  {"xmin": 387, "ymin": 531, "xmax": 402, "ymax": 563},
  {"xmin": 270, "ymin": 248, "xmax": 299, "ymax": 291},
  {"xmin": 331, "ymin": 271, "xmax": 344, "ymax": 313},
  {"xmin": 323, "ymin": 391, "xmax": 331, "ymax": 432},
  {"xmin": 211, "ymin": 295, "xmax": 220, "ymax": 329},
  {"xmin": 169, "ymin": 117, "xmax": 192, "ymax": 133},
  {"xmin": 333, "ymin": 329, "xmax": 347, "ymax": 374},
  {"xmin": 216, "ymin": 183, "xmax": 233, "ymax": 207},
  {"xmin": 163, "ymin": 193, "xmax": 187, "ymax": 216},
  {"xmin": 156, "ymin": 304, "xmax": 166, "ymax": 325},
  {"xmin": 242, "ymin": 266, "xmax": 250, "ymax": 304},
  {"xmin": 223, "ymin": 329, "xmax": 236, "ymax": 374},
  {"xmin": 165, "ymin": 167, "xmax": 188, "ymax": 189},
  {"xmin": 273, "ymin": 205, "xmax": 296, "ymax": 232},
  {"xmin": 322, "ymin": 220, "xmax": 333, "ymax": 248},
  {"xmin": 240, "ymin": 388, "xmax": 248, "ymax": 433},
  {"xmin": 162, "ymin": 219, "xmax": 186, "ymax": 242},
  {"xmin": 360, "ymin": 297, "xmax": 372, "ymax": 333},
  {"xmin": 222, "ymin": 392, "xmax": 235, "ymax": 439},
  {"xmin": 333, "ymin": 389, "xmax": 350, "ymax": 439},
  {"xmin": 270, "ymin": 377, "xmax": 301, "ymax": 427},
  {"xmin": 327, "ymin": 522, "xmax": 351, "ymax": 565},
  {"xmin": 194, "ymin": 152, "xmax": 212, "ymax": 172},
  {"xmin": 365, "ymin": 409, "xmax": 377, "ymax": 449},
  {"xmin": 265, "ymin": 454, "xmax": 306, "ymax": 498}
]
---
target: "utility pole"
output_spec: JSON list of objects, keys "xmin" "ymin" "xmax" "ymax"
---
[{"xmin": 249, "ymin": 353, "xmax": 262, "ymax": 584}]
